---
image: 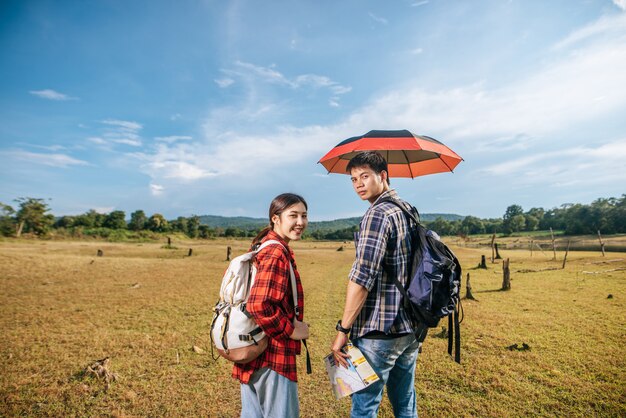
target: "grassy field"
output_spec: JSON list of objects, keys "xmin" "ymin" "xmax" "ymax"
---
[{"xmin": 0, "ymin": 238, "xmax": 624, "ymax": 417}]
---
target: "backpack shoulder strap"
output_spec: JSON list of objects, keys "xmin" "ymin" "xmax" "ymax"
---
[
  {"xmin": 254, "ymin": 239, "xmax": 298, "ymax": 312},
  {"xmin": 377, "ymin": 197, "xmax": 420, "ymax": 225},
  {"xmin": 255, "ymin": 238, "xmax": 311, "ymax": 373}
]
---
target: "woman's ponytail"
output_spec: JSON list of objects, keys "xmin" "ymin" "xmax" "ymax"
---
[{"xmin": 251, "ymin": 225, "xmax": 272, "ymax": 248}]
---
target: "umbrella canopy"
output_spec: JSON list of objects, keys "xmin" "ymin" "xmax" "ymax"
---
[{"xmin": 318, "ymin": 129, "xmax": 463, "ymax": 178}]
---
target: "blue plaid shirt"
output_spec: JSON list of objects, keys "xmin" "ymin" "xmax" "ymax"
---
[{"xmin": 349, "ymin": 189, "xmax": 418, "ymax": 338}]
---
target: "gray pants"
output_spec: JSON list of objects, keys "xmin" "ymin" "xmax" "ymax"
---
[{"xmin": 240, "ymin": 367, "xmax": 299, "ymax": 418}]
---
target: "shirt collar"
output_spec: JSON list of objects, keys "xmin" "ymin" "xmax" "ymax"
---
[
  {"xmin": 264, "ymin": 230, "xmax": 294, "ymax": 257},
  {"xmin": 371, "ymin": 189, "xmax": 398, "ymax": 206}
]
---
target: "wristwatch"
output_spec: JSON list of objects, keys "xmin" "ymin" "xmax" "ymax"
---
[{"xmin": 336, "ymin": 320, "xmax": 350, "ymax": 334}]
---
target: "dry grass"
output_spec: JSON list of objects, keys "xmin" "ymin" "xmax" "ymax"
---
[{"xmin": 0, "ymin": 238, "xmax": 624, "ymax": 417}]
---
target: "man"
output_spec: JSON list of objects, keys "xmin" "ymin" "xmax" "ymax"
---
[{"xmin": 331, "ymin": 151, "xmax": 421, "ymax": 418}]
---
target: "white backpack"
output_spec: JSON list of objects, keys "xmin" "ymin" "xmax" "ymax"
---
[{"xmin": 210, "ymin": 240, "xmax": 297, "ymax": 364}]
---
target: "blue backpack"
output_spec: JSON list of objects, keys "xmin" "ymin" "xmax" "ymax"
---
[{"xmin": 380, "ymin": 198, "xmax": 463, "ymax": 363}]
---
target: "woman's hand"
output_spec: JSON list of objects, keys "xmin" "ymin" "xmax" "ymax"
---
[{"xmin": 290, "ymin": 319, "xmax": 310, "ymax": 340}]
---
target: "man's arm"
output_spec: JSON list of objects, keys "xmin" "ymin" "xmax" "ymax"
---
[{"xmin": 331, "ymin": 281, "xmax": 368, "ymax": 367}]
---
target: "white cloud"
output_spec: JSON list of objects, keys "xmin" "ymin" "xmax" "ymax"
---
[
  {"xmin": 613, "ymin": 0, "xmax": 626, "ymax": 11},
  {"xmin": 480, "ymin": 139, "xmax": 626, "ymax": 186},
  {"xmin": 215, "ymin": 78, "xmax": 235, "ymax": 88},
  {"xmin": 87, "ymin": 137, "xmax": 107, "ymax": 145},
  {"xmin": 101, "ymin": 119, "xmax": 143, "ymax": 131},
  {"xmin": 132, "ymin": 12, "xmax": 626, "ymax": 198},
  {"xmin": 112, "ymin": 138, "xmax": 142, "ymax": 147},
  {"xmin": 340, "ymin": 22, "xmax": 626, "ymax": 142},
  {"xmin": 154, "ymin": 136, "xmax": 193, "ymax": 143},
  {"xmin": 29, "ymin": 89, "xmax": 76, "ymax": 101},
  {"xmin": 411, "ymin": 1, "xmax": 429, "ymax": 6},
  {"xmin": 170, "ymin": 113, "xmax": 182, "ymax": 121},
  {"xmin": 88, "ymin": 119, "xmax": 144, "ymax": 148},
  {"xmin": 410, "ymin": 47, "xmax": 424, "ymax": 55},
  {"xmin": 150, "ymin": 183, "xmax": 164, "ymax": 196},
  {"xmin": 226, "ymin": 61, "xmax": 351, "ymax": 101},
  {"xmin": 2, "ymin": 150, "xmax": 89, "ymax": 167},
  {"xmin": 554, "ymin": 13, "xmax": 626, "ymax": 50},
  {"xmin": 233, "ymin": 61, "xmax": 290, "ymax": 85},
  {"xmin": 368, "ymin": 12, "xmax": 388, "ymax": 25}
]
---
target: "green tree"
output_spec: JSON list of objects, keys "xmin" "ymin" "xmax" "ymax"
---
[
  {"xmin": 524, "ymin": 215, "xmax": 539, "ymax": 231},
  {"xmin": 187, "ymin": 215, "xmax": 200, "ymax": 238},
  {"xmin": 54, "ymin": 216, "xmax": 76, "ymax": 229},
  {"xmin": 171, "ymin": 216, "xmax": 188, "ymax": 233},
  {"xmin": 224, "ymin": 227, "xmax": 240, "ymax": 237},
  {"xmin": 198, "ymin": 224, "xmax": 215, "ymax": 239},
  {"xmin": 427, "ymin": 217, "xmax": 459, "ymax": 236},
  {"xmin": 461, "ymin": 216, "xmax": 485, "ymax": 235},
  {"xmin": 148, "ymin": 214, "xmax": 169, "ymax": 232},
  {"xmin": 74, "ymin": 210, "xmax": 106, "ymax": 228},
  {"xmin": 104, "ymin": 210, "xmax": 127, "ymax": 229},
  {"xmin": 526, "ymin": 207, "xmax": 545, "ymax": 223},
  {"xmin": 14, "ymin": 197, "xmax": 54, "ymax": 236},
  {"xmin": 0, "ymin": 202, "xmax": 15, "ymax": 236},
  {"xmin": 128, "ymin": 210, "xmax": 147, "ymax": 231},
  {"xmin": 509, "ymin": 214, "xmax": 526, "ymax": 233},
  {"xmin": 503, "ymin": 204, "xmax": 524, "ymax": 234}
]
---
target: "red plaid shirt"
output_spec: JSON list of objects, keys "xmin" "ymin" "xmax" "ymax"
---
[{"xmin": 232, "ymin": 231, "xmax": 305, "ymax": 383}]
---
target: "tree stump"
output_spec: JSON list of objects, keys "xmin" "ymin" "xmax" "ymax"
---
[
  {"xmin": 188, "ymin": 248, "xmax": 193, "ymax": 257},
  {"xmin": 226, "ymin": 246, "xmax": 232, "ymax": 261},
  {"xmin": 478, "ymin": 255, "xmax": 487, "ymax": 269},
  {"xmin": 97, "ymin": 249, "xmax": 103, "ymax": 257},
  {"xmin": 167, "ymin": 236, "xmax": 172, "ymax": 246},
  {"xmin": 494, "ymin": 243, "xmax": 502, "ymax": 259},
  {"xmin": 501, "ymin": 258, "xmax": 511, "ymax": 291},
  {"xmin": 490, "ymin": 234, "xmax": 496, "ymax": 263},
  {"xmin": 465, "ymin": 272, "xmax": 476, "ymax": 300}
]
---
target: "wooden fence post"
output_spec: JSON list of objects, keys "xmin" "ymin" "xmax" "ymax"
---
[
  {"xmin": 530, "ymin": 239, "xmax": 533, "ymax": 257},
  {"xmin": 562, "ymin": 240, "xmax": 570, "ymax": 269},
  {"xmin": 501, "ymin": 258, "xmax": 511, "ymax": 291},
  {"xmin": 491, "ymin": 234, "xmax": 496, "ymax": 263},
  {"xmin": 494, "ymin": 243, "xmax": 502, "ymax": 260},
  {"xmin": 550, "ymin": 227, "xmax": 557, "ymax": 261},
  {"xmin": 226, "ymin": 246, "xmax": 232, "ymax": 261},
  {"xmin": 466, "ymin": 272, "xmax": 476, "ymax": 300},
  {"xmin": 597, "ymin": 230, "xmax": 606, "ymax": 257}
]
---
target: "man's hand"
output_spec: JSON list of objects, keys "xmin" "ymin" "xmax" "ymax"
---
[
  {"xmin": 290, "ymin": 319, "xmax": 310, "ymax": 340},
  {"xmin": 331, "ymin": 332, "xmax": 351, "ymax": 368}
]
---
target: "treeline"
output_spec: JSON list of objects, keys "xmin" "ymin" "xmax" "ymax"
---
[
  {"xmin": 424, "ymin": 195, "xmax": 626, "ymax": 236},
  {"xmin": 1, "ymin": 195, "xmax": 625, "ymax": 240},
  {"xmin": 0, "ymin": 198, "xmax": 256, "ymax": 240}
]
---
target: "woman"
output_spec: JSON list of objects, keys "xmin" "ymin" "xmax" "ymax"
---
[{"xmin": 234, "ymin": 193, "xmax": 310, "ymax": 418}]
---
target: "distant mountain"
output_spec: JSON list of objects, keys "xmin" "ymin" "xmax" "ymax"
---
[
  {"xmin": 198, "ymin": 215, "xmax": 267, "ymax": 229},
  {"xmin": 198, "ymin": 213, "xmax": 464, "ymax": 230}
]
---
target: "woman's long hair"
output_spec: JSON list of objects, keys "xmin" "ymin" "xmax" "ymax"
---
[{"xmin": 251, "ymin": 193, "xmax": 308, "ymax": 247}]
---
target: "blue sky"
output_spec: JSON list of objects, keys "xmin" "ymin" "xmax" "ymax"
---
[{"xmin": 1, "ymin": 0, "xmax": 625, "ymax": 221}]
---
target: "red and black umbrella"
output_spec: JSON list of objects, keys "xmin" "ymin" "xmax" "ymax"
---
[{"xmin": 318, "ymin": 129, "xmax": 463, "ymax": 178}]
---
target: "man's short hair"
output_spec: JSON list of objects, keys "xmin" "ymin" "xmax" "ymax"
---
[{"xmin": 346, "ymin": 151, "xmax": 390, "ymax": 185}]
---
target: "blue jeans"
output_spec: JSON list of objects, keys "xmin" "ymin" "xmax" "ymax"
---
[
  {"xmin": 240, "ymin": 367, "xmax": 299, "ymax": 418},
  {"xmin": 351, "ymin": 334, "xmax": 421, "ymax": 418}
]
